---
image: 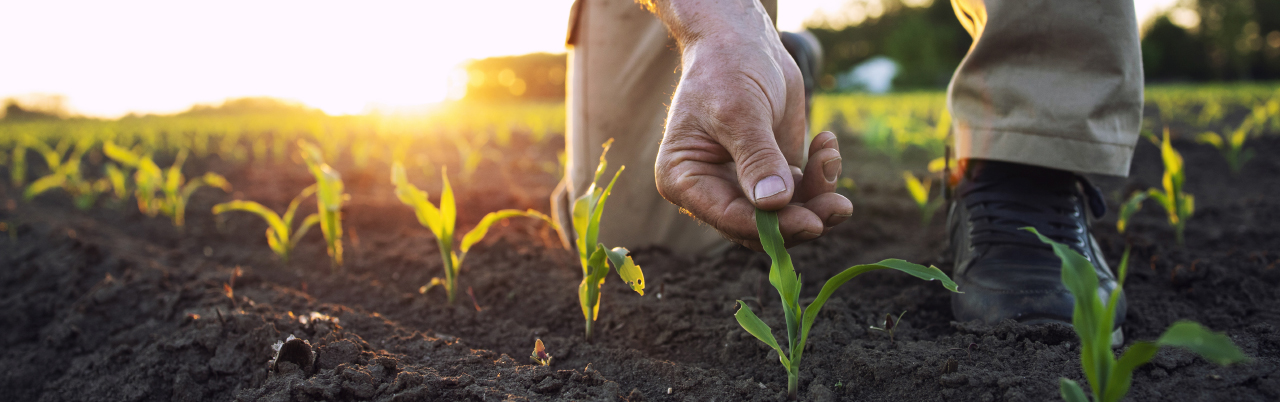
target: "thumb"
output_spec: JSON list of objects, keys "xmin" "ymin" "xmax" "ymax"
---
[{"xmin": 728, "ymin": 130, "xmax": 798, "ymax": 211}]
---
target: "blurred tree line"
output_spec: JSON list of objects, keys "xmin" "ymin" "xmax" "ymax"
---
[
  {"xmin": 805, "ymin": 0, "xmax": 1280, "ymax": 90},
  {"xmin": 807, "ymin": 0, "xmax": 970, "ymax": 90},
  {"xmin": 462, "ymin": 53, "xmax": 566, "ymax": 102},
  {"xmin": 2, "ymin": 94, "xmax": 69, "ymax": 121},
  {"xmin": 1144, "ymin": 0, "xmax": 1280, "ymax": 81}
]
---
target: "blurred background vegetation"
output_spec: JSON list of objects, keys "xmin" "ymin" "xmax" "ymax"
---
[
  {"xmin": 440, "ymin": 0, "xmax": 1280, "ymax": 104},
  {"xmin": 808, "ymin": 0, "xmax": 1280, "ymax": 90}
]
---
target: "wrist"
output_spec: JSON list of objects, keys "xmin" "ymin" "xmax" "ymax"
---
[{"xmin": 648, "ymin": 0, "xmax": 775, "ymax": 50}]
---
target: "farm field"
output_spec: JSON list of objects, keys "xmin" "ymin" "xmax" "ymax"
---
[{"xmin": 1, "ymin": 85, "xmax": 1279, "ymax": 401}]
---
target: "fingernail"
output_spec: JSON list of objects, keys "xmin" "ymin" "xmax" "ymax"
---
[
  {"xmin": 823, "ymin": 157, "xmax": 842, "ymax": 182},
  {"xmin": 822, "ymin": 137, "xmax": 837, "ymax": 150},
  {"xmin": 795, "ymin": 230, "xmax": 821, "ymax": 241},
  {"xmin": 826, "ymin": 213, "xmax": 852, "ymax": 227},
  {"xmin": 754, "ymin": 175, "xmax": 786, "ymax": 201}
]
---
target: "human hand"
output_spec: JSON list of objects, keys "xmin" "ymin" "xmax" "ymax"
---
[{"xmin": 652, "ymin": 1, "xmax": 852, "ymax": 250}]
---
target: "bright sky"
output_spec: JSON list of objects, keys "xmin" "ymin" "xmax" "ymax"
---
[{"xmin": 1, "ymin": 0, "xmax": 1178, "ymax": 118}]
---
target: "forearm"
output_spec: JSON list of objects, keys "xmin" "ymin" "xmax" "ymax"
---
[{"xmin": 637, "ymin": 0, "xmax": 776, "ymax": 50}]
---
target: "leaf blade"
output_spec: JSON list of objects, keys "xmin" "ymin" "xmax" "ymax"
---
[{"xmin": 734, "ymin": 301, "xmax": 790, "ymax": 369}]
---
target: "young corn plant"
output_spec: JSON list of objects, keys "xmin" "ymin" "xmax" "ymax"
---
[
  {"xmin": 530, "ymin": 339, "xmax": 553, "ymax": 366},
  {"xmin": 735, "ymin": 209, "xmax": 960, "ymax": 398},
  {"xmin": 1024, "ymin": 228, "xmax": 1249, "ymax": 402},
  {"xmin": 869, "ymin": 311, "xmax": 907, "ymax": 344},
  {"xmin": 570, "ymin": 139, "xmax": 645, "ymax": 340},
  {"xmin": 103, "ymin": 162, "xmax": 133, "ymax": 202},
  {"xmin": 160, "ymin": 150, "xmax": 231, "ymax": 227},
  {"xmin": 390, "ymin": 161, "xmax": 556, "ymax": 305},
  {"xmin": 104, "ymin": 142, "xmax": 229, "ymax": 227},
  {"xmin": 1146, "ymin": 129, "xmax": 1194, "ymax": 246},
  {"xmin": 23, "ymin": 137, "xmax": 109, "ymax": 210},
  {"xmin": 298, "ymin": 141, "xmax": 346, "ymax": 268},
  {"xmin": 103, "ymin": 141, "xmax": 165, "ymax": 216},
  {"xmin": 1196, "ymin": 119, "xmax": 1254, "ymax": 174},
  {"xmin": 902, "ymin": 171, "xmax": 943, "ymax": 225},
  {"xmin": 212, "ymin": 185, "xmax": 320, "ymax": 264}
]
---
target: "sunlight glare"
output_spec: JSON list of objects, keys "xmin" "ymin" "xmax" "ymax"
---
[{"xmin": 0, "ymin": 0, "xmax": 576, "ymax": 117}]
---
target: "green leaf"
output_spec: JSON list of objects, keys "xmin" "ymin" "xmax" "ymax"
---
[
  {"xmin": 25, "ymin": 136, "xmax": 60, "ymax": 170},
  {"xmin": 580, "ymin": 247, "xmax": 610, "ymax": 322},
  {"xmin": 1102, "ymin": 341, "xmax": 1157, "ymax": 402},
  {"xmin": 593, "ymin": 138, "xmax": 614, "ymax": 185},
  {"xmin": 1195, "ymin": 132, "xmax": 1223, "ymax": 149},
  {"xmin": 283, "ymin": 184, "xmax": 319, "ymax": 227},
  {"xmin": 1117, "ymin": 192, "xmax": 1148, "ymax": 234},
  {"xmin": 1155, "ymin": 321, "xmax": 1250, "ymax": 366},
  {"xmin": 734, "ymin": 301, "xmax": 790, "ymax": 369},
  {"xmin": 585, "ymin": 167, "xmax": 623, "ymax": 261},
  {"xmin": 604, "ymin": 247, "xmax": 645, "ymax": 295},
  {"xmin": 902, "ymin": 171, "xmax": 930, "ymax": 206},
  {"xmin": 796, "ymin": 259, "xmax": 958, "ymax": 364},
  {"xmin": 755, "ymin": 209, "xmax": 802, "ymax": 354},
  {"xmin": 1026, "ymin": 227, "xmax": 1109, "ymax": 397},
  {"xmin": 755, "ymin": 210, "xmax": 799, "ymax": 307},
  {"xmin": 290, "ymin": 213, "xmax": 321, "ymax": 248},
  {"xmin": 571, "ymin": 190, "xmax": 593, "ymax": 262},
  {"xmin": 1060, "ymin": 378, "xmax": 1089, "ymax": 402},
  {"xmin": 1159, "ymin": 129, "xmax": 1183, "ymax": 178},
  {"xmin": 390, "ymin": 162, "xmax": 443, "ymax": 236},
  {"xmin": 265, "ymin": 227, "xmax": 287, "ymax": 259},
  {"xmin": 24, "ymin": 173, "xmax": 67, "ymax": 200},
  {"xmin": 440, "ymin": 167, "xmax": 456, "ymax": 237},
  {"xmin": 105, "ymin": 163, "xmax": 129, "ymax": 199},
  {"xmin": 200, "ymin": 172, "xmax": 231, "ymax": 191},
  {"xmin": 103, "ymin": 141, "xmax": 141, "ymax": 167},
  {"xmin": 1180, "ymin": 194, "xmax": 1195, "ymax": 220},
  {"xmin": 460, "ymin": 209, "xmax": 530, "ymax": 254},
  {"xmin": 522, "ymin": 209, "xmax": 561, "ymax": 233},
  {"xmin": 213, "ymin": 200, "xmax": 289, "ymax": 239}
]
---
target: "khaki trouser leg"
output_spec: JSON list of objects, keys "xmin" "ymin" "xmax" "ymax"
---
[
  {"xmin": 555, "ymin": 0, "xmax": 728, "ymax": 255},
  {"xmin": 948, "ymin": 0, "xmax": 1144, "ymax": 177}
]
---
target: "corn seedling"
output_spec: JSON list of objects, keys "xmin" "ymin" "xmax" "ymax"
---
[
  {"xmin": 161, "ymin": 150, "xmax": 231, "ymax": 227},
  {"xmin": 103, "ymin": 141, "xmax": 164, "ymax": 216},
  {"xmin": 299, "ymin": 141, "xmax": 346, "ymax": 268},
  {"xmin": 735, "ymin": 209, "xmax": 960, "ymax": 398},
  {"xmin": 869, "ymin": 311, "xmax": 907, "ymax": 344},
  {"xmin": 1146, "ymin": 129, "xmax": 1194, "ymax": 246},
  {"xmin": 530, "ymin": 339, "xmax": 552, "ymax": 366},
  {"xmin": 569, "ymin": 139, "xmax": 645, "ymax": 340},
  {"xmin": 1024, "ymin": 228, "xmax": 1249, "ymax": 402},
  {"xmin": 391, "ymin": 161, "xmax": 556, "ymax": 305},
  {"xmin": 1196, "ymin": 119, "xmax": 1254, "ymax": 175},
  {"xmin": 903, "ymin": 171, "xmax": 942, "ymax": 225},
  {"xmin": 104, "ymin": 142, "xmax": 229, "ymax": 226},
  {"xmin": 23, "ymin": 137, "xmax": 110, "ymax": 210},
  {"xmin": 212, "ymin": 185, "xmax": 320, "ymax": 264},
  {"xmin": 452, "ymin": 131, "xmax": 490, "ymax": 180},
  {"xmin": 103, "ymin": 162, "xmax": 132, "ymax": 201}
]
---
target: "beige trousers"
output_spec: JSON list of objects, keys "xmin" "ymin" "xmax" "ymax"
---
[
  {"xmin": 948, "ymin": 0, "xmax": 1143, "ymax": 177},
  {"xmin": 555, "ymin": 0, "xmax": 727, "ymax": 256},
  {"xmin": 558, "ymin": 0, "xmax": 1142, "ymax": 254}
]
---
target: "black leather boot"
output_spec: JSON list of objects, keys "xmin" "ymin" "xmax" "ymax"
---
[{"xmin": 948, "ymin": 160, "xmax": 1125, "ymax": 345}]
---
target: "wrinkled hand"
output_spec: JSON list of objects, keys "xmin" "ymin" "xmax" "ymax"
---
[{"xmin": 655, "ymin": 12, "xmax": 852, "ymax": 250}]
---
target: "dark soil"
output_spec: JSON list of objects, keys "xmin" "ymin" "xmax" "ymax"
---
[{"xmin": 2, "ymin": 131, "xmax": 1278, "ymax": 402}]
